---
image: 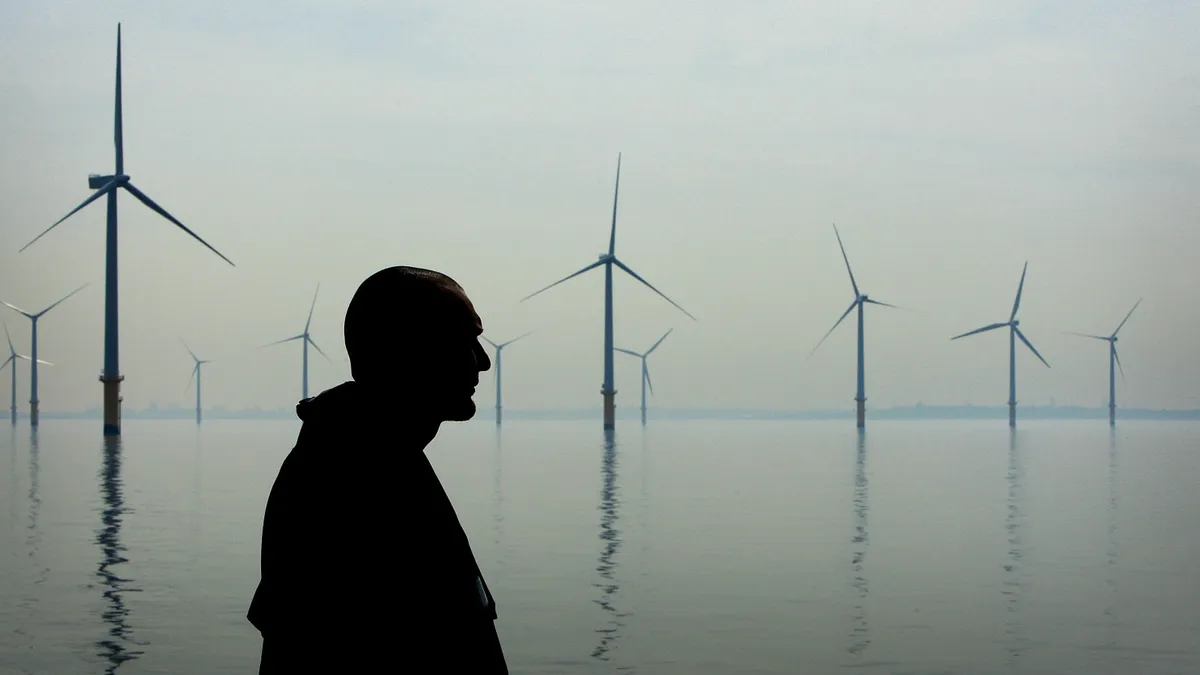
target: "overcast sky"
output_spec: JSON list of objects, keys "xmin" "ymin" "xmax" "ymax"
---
[{"xmin": 0, "ymin": 0, "xmax": 1197, "ymax": 415}]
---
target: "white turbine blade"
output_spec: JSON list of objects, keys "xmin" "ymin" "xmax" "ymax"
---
[
  {"xmin": 305, "ymin": 284, "xmax": 320, "ymax": 332},
  {"xmin": 3, "ymin": 321, "xmax": 14, "ymax": 352},
  {"xmin": 862, "ymin": 298, "xmax": 900, "ymax": 309},
  {"xmin": 259, "ymin": 334, "xmax": 304, "ymax": 349},
  {"xmin": 35, "ymin": 282, "xmax": 90, "ymax": 317},
  {"xmin": 612, "ymin": 258, "xmax": 696, "ymax": 320},
  {"xmin": 832, "ymin": 223, "xmax": 860, "ymax": 297},
  {"xmin": 809, "ymin": 300, "xmax": 858, "ymax": 357},
  {"xmin": 180, "ymin": 337, "xmax": 199, "ymax": 362},
  {"xmin": 115, "ymin": 24, "xmax": 124, "ymax": 174},
  {"xmin": 20, "ymin": 180, "xmax": 119, "ymax": 253},
  {"xmin": 1066, "ymin": 331, "xmax": 1109, "ymax": 341},
  {"xmin": 123, "ymin": 182, "xmax": 235, "ymax": 266},
  {"xmin": 482, "ymin": 336, "xmax": 499, "ymax": 349},
  {"xmin": 34, "ymin": 358, "xmax": 53, "ymax": 366},
  {"xmin": 500, "ymin": 331, "xmax": 534, "ymax": 348},
  {"xmin": 1112, "ymin": 298, "xmax": 1142, "ymax": 338},
  {"xmin": 614, "ymin": 347, "xmax": 642, "ymax": 358},
  {"xmin": 521, "ymin": 259, "xmax": 605, "ymax": 302},
  {"xmin": 1113, "ymin": 345, "xmax": 1127, "ymax": 384},
  {"xmin": 1, "ymin": 301, "xmax": 32, "ymax": 318},
  {"xmin": 1010, "ymin": 261, "xmax": 1028, "ymax": 321},
  {"xmin": 0, "ymin": 355, "xmax": 12, "ymax": 372},
  {"xmin": 951, "ymin": 322, "xmax": 1007, "ymax": 340},
  {"xmin": 307, "ymin": 336, "xmax": 333, "ymax": 362},
  {"xmin": 1013, "ymin": 326, "xmax": 1049, "ymax": 368},
  {"xmin": 608, "ymin": 153, "xmax": 621, "ymax": 256},
  {"xmin": 644, "ymin": 362, "xmax": 655, "ymax": 396},
  {"xmin": 646, "ymin": 328, "xmax": 674, "ymax": 355}
]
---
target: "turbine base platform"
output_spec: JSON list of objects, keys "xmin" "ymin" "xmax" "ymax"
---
[
  {"xmin": 101, "ymin": 374, "xmax": 124, "ymax": 437},
  {"xmin": 602, "ymin": 390, "xmax": 616, "ymax": 430}
]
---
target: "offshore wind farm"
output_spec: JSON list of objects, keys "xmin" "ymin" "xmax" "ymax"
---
[{"xmin": 3, "ymin": 10, "xmax": 1199, "ymax": 675}]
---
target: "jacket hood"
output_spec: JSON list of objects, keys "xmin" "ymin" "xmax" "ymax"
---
[{"xmin": 296, "ymin": 381, "xmax": 359, "ymax": 423}]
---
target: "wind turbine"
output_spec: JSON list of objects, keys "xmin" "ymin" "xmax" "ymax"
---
[
  {"xmin": 809, "ymin": 224, "xmax": 900, "ymax": 429},
  {"xmin": 2, "ymin": 322, "xmax": 52, "ymax": 425},
  {"xmin": 2, "ymin": 284, "xmax": 87, "ymax": 428},
  {"xmin": 1070, "ymin": 299, "xmax": 1141, "ymax": 426},
  {"xmin": 482, "ymin": 331, "xmax": 533, "ymax": 426},
  {"xmin": 951, "ymin": 262, "xmax": 1049, "ymax": 427},
  {"xmin": 18, "ymin": 24, "xmax": 235, "ymax": 438},
  {"xmin": 615, "ymin": 328, "xmax": 673, "ymax": 426},
  {"xmin": 521, "ymin": 154, "xmax": 696, "ymax": 430},
  {"xmin": 182, "ymin": 339, "xmax": 211, "ymax": 425},
  {"xmin": 261, "ymin": 284, "xmax": 330, "ymax": 400}
]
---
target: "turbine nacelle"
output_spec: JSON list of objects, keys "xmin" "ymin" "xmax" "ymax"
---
[
  {"xmin": 1011, "ymin": 319, "xmax": 1019, "ymax": 327},
  {"xmin": 88, "ymin": 173, "xmax": 130, "ymax": 189}
]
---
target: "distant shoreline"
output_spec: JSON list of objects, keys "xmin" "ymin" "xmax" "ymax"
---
[{"xmin": 23, "ymin": 405, "xmax": 1200, "ymax": 422}]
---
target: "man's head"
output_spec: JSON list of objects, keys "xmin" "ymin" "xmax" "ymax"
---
[{"xmin": 344, "ymin": 266, "xmax": 491, "ymax": 421}]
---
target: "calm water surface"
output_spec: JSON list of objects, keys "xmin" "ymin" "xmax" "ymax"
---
[{"xmin": 2, "ymin": 419, "xmax": 1198, "ymax": 674}]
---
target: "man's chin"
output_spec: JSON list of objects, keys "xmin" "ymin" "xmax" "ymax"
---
[{"xmin": 442, "ymin": 400, "xmax": 477, "ymax": 422}]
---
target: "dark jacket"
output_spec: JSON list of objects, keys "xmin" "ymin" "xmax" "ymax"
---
[{"xmin": 247, "ymin": 381, "xmax": 507, "ymax": 673}]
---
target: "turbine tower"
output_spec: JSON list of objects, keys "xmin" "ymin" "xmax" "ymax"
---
[
  {"xmin": 19, "ymin": 24, "xmax": 235, "ymax": 437},
  {"xmin": 482, "ymin": 331, "xmax": 533, "ymax": 426},
  {"xmin": 615, "ymin": 328, "xmax": 673, "ymax": 426},
  {"xmin": 1070, "ymin": 299, "xmax": 1141, "ymax": 426},
  {"xmin": 951, "ymin": 262, "xmax": 1049, "ymax": 427},
  {"xmin": 2, "ymin": 284, "xmax": 87, "ymax": 428},
  {"xmin": 262, "ymin": 284, "xmax": 330, "ymax": 401},
  {"xmin": 2, "ymin": 322, "xmax": 51, "ymax": 425},
  {"xmin": 521, "ymin": 154, "xmax": 695, "ymax": 431},
  {"xmin": 809, "ymin": 224, "xmax": 900, "ymax": 429},
  {"xmin": 182, "ymin": 339, "xmax": 211, "ymax": 425}
]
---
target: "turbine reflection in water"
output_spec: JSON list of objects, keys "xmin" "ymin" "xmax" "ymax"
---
[
  {"xmin": 592, "ymin": 430, "xmax": 629, "ymax": 665},
  {"xmin": 493, "ymin": 428, "xmax": 505, "ymax": 552},
  {"xmin": 1003, "ymin": 430, "xmax": 1028, "ymax": 664},
  {"xmin": 95, "ymin": 437, "xmax": 144, "ymax": 672},
  {"xmin": 1104, "ymin": 429, "xmax": 1119, "ymax": 648},
  {"xmin": 847, "ymin": 431, "xmax": 871, "ymax": 655},
  {"xmin": 28, "ymin": 432, "xmax": 47, "ymax": 587}
]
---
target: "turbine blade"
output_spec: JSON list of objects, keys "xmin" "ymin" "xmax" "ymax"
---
[
  {"xmin": 646, "ymin": 328, "xmax": 674, "ymax": 354},
  {"xmin": 307, "ymin": 336, "xmax": 333, "ymax": 362},
  {"xmin": 614, "ymin": 347, "xmax": 642, "ymax": 357},
  {"xmin": 33, "ymin": 358, "xmax": 53, "ymax": 366},
  {"xmin": 521, "ymin": 259, "xmax": 605, "ymax": 302},
  {"xmin": 832, "ymin": 223, "xmax": 859, "ymax": 297},
  {"xmin": 1112, "ymin": 298, "xmax": 1142, "ymax": 337},
  {"xmin": 500, "ymin": 331, "xmax": 534, "ymax": 348},
  {"xmin": 612, "ymin": 258, "xmax": 696, "ymax": 320},
  {"xmin": 115, "ymin": 23, "xmax": 124, "ymax": 175},
  {"xmin": 21, "ymin": 180, "xmax": 119, "ymax": 253},
  {"xmin": 0, "ymin": 355, "xmax": 12, "ymax": 371},
  {"xmin": 1010, "ymin": 261, "xmax": 1028, "ymax": 322},
  {"xmin": 609, "ymin": 153, "xmax": 621, "ymax": 256},
  {"xmin": 645, "ymin": 362, "xmax": 655, "ymax": 396},
  {"xmin": 951, "ymin": 322, "xmax": 1007, "ymax": 340},
  {"xmin": 36, "ymin": 283, "xmax": 90, "ymax": 317},
  {"xmin": 1014, "ymin": 326, "xmax": 1050, "ymax": 368},
  {"xmin": 123, "ymin": 182, "xmax": 235, "ymax": 266},
  {"xmin": 862, "ymin": 298, "xmax": 899, "ymax": 309},
  {"xmin": 1, "ymin": 301, "xmax": 32, "ymax": 318},
  {"xmin": 305, "ymin": 283, "xmax": 320, "ymax": 332},
  {"xmin": 180, "ymin": 337, "xmax": 199, "ymax": 362},
  {"xmin": 482, "ymin": 336, "xmax": 499, "ymax": 349},
  {"xmin": 260, "ymin": 335, "xmax": 304, "ymax": 348},
  {"xmin": 1114, "ymin": 345, "xmax": 1126, "ymax": 384},
  {"xmin": 1066, "ymin": 331, "xmax": 1109, "ymax": 341},
  {"xmin": 3, "ymin": 321, "xmax": 13, "ymax": 352},
  {"xmin": 809, "ymin": 300, "xmax": 858, "ymax": 357},
  {"xmin": 185, "ymin": 364, "xmax": 197, "ymax": 392}
]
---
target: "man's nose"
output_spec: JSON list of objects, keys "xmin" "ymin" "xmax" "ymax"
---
[{"xmin": 475, "ymin": 341, "xmax": 492, "ymax": 371}]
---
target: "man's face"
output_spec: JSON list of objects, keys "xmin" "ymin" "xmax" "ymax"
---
[{"xmin": 416, "ymin": 286, "xmax": 491, "ymax": 422}]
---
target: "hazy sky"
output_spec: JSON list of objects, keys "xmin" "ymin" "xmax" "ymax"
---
[{"xmin": 1, "ymin": 0, "xmax": 1197, "ymax": 414}]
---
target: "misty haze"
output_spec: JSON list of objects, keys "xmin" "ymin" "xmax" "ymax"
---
[{"xmin": 2, "ymin": 1, "xmax": 1198, "ymax": 674}]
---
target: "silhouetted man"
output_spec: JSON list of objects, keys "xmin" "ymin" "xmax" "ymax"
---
[{"xmin": 248, "ymin": 266, "xmax": 507, "ymax": 673}]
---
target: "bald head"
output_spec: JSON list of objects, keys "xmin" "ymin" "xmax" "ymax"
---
[{"xmin": 344, "ymin": 266, "xmax": 490, "ymax": 420}]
